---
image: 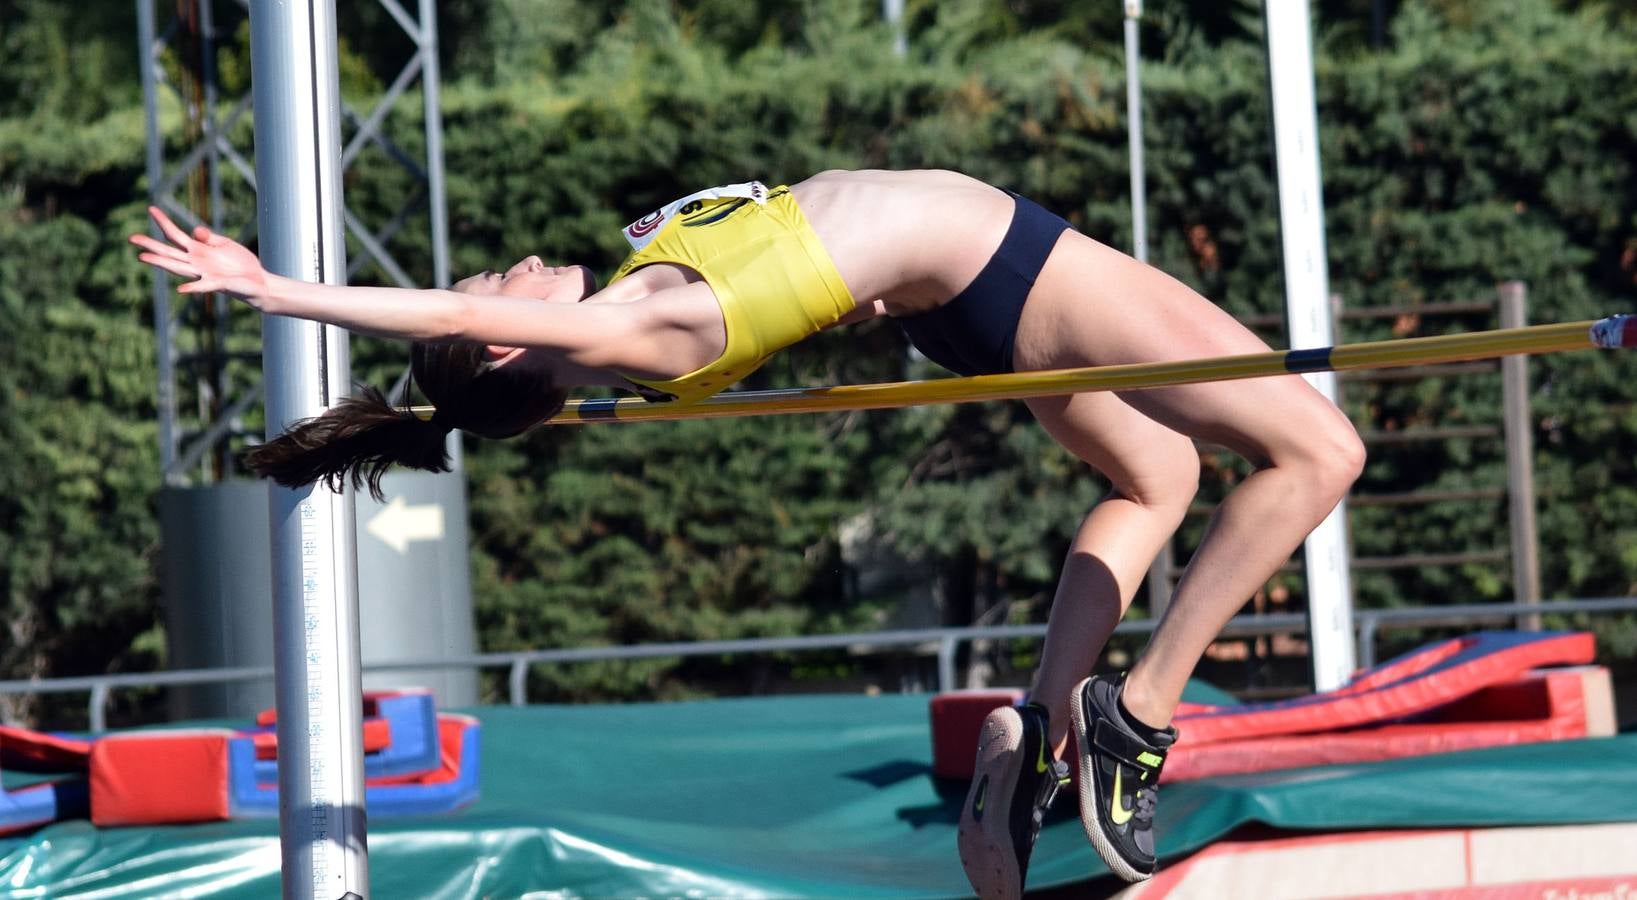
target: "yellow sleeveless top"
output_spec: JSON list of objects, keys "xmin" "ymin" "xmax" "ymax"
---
[{"xmin": 608, "ymin": 182, "xmax": 857, "ymax": 405}]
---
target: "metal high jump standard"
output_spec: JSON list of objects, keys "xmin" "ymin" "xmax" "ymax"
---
[{"xmin": 249, "ymin": 2, "xmax": 368, "ymax": 897}]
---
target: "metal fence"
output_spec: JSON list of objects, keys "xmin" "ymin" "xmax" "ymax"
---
[{"xmin": 4, "ymin": 597, "xmax": 1634, "ymax": 734}]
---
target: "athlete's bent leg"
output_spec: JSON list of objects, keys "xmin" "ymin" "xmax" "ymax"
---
[
  {"xmin": 1016, "ymin": 231, "xmax": 1367, "ymax": 729},
  {"xmin": 1021, "ymin": 391, "xmax": 1199, "ymax": 758},
  {"xmin": 1014, "ymin": 230, "xmax": 1365, "ymax": 883},
  {"xmin": 1120, "ymin": 410, "xmax": 1364, "ymax": 727}
]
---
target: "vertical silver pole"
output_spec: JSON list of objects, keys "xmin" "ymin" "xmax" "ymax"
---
[
  {"xmin": 419, "ymin": 0, "xmax": 450, "ymax": 292},
  {"xmin": 1265, "ymin": 0, "xmax": 1356, "ymax": 690},
  {"xmin": 248, "ymin": 3, "xmax": 370, "ymax": 898},
  {"xmin": 201, "ymin": 0, "xmax": 233, "ymax": 477},
  {"xmin": 883, "ymin": 0, "xmax": 907, "ymax": 58},
  {"xmin": 1125, "ymin": 0, "xmax": 1174, "ymax": 616},
  {"xmin": 417, "ymin": 0, "xmax": 460, "ymax": 469},
  {"xmin": 137, "ymin": 0, "xmax": 179, "ymax": 480},
  {"xmin": 1499, "ymin": 281, "xmax": 1542, "ymax": 628},
  {"xmin": 1123, "ymin": 1, "xmax": 1148, "ymax": 265}
]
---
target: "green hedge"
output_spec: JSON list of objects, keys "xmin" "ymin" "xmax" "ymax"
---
[{"xmin": 3, "ymin": 0, "xmax": 1635, "ymax": 711}]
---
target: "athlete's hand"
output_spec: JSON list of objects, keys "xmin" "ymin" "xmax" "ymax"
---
[{"xmin": 130, "ymin": 206, "xmax": 270, "ymax": 302}]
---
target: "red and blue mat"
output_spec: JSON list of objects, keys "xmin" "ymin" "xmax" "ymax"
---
[
  {"xmin": 1, "ymin": 688, "xmax": 478, "ymax": 834},
  {"xmin": 1, "ymin": 632, "xmax": 1628, "ymax": 897},
  {"xmin": 932, "ymin": 630, "xmax": 1610, "ymax": 781}
]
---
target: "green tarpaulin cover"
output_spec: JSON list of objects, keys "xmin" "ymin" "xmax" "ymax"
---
[{"xmin": 3, "ymin": 692, "xmax": 1633, "ymax": 898}]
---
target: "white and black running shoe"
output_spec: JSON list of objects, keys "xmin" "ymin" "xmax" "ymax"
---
[
  {"xmin": 957, "ymin": 703, "xmax": 1070, "ymax": 900},
  {"xmin": 1069, "ymin": 675, "xmax": 1176, "ymax": 883}
]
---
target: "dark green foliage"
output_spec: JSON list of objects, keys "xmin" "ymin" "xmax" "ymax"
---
[
  {"xmin": 0, "ymin": 196, "xmax": 163, "ymax": 722},
  {"xmin": 3, "ymin": 0, "xmax": 1636, "ymax": 712}
]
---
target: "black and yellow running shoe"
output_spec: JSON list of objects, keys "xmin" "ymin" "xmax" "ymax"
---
[
  {"xmin": 1069, "ymin": 675, "xmax": 1176, "ymax": 883},
  {"xmin": 957, "ymin": 703, "xmax": 1070, "ymax": 900}
]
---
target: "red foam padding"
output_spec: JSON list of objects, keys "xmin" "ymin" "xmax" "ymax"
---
[
  {"xmin": 1175, "ymin": 632, "xmax": 1594, "ymax": 745},
  {"xmin": 929, "ymin": 689, "xmax": 1024, "ymax": 779},
  {"xmin": 0, "ymin": 726, "xmax": 92, "ymax": 773},
  {"xmin": 90, "ymin": 730, "xmax": 233, "ymax": 826},
  {"xmin": 1135, "ymin": 822, "xmax": 1637, "ymax": 900},
  {"xmin": 927, "ymin": 637, "xmax": 1603, "ymax": 783},
  {"xmin": 1163, "ymin": 667, "xmax": 1598, "ymax": 782},
  {"xmin": 252, "ymin": 716, "xmax": 392, "ymax": 760}
]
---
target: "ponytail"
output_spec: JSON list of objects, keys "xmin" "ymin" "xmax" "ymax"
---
[
  {"xmin": 242, "ymin": 385, "xmax": 451, "ymax": 501},
  {"xmin": 243, "ymin": 340, "xmax": 568, "ymax": 500}
]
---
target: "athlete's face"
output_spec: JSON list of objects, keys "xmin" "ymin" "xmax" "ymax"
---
[
  {"xmin": 453, "ymin": 255, "xmax": 596, "ymax": 304},
  {"xmin": 453, "ymin": 256, "xmax": 601, "ymax": 384}
]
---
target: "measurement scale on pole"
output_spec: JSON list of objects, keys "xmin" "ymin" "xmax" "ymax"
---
[{"xmin": 249, "ymin": 1, "xmax": 370, "ymax": 895}]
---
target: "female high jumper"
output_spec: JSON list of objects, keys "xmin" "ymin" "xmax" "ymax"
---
[{"xmin": 132, "ymin": 168, "xmax": 1364, "ymax": 897}]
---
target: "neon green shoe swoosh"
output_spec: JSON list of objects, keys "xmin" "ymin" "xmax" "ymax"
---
[{"xmin": 1109, "ymin": 766, "xmax": 1135, "ymax": 826}]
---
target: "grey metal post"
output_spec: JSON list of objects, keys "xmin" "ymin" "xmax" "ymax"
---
[
  {"xmin": 509, "ymin": 660, "xmax": 528, "ymax": 707},
  {"xmin": 1265, "ymin": 0, "xmax": 1356, "ymax": 690},
  {"xmin": 248, "ymin": 2, "xmax": 370, "ymax": 897},
  {"xmin": 1125, "ymin": 0, "xmax": 1174, "ymax": 616},
  {"xmin": 419, "ymin": 0, "xmax": 450, "ymax": 291},
  {"xmin": 137, "ymin": 0, "xmax": 179, "ymax": 478},
  {"xmin": 883, "ymin": 0, "xmax": 907, "ymax": 58},
  {"xmin": 200, "ymin": 0, "xmax": 232, "ymax": 477},
  {"xmin": 416, "ymin": 0, "xmax": 461, "ymax": 469},
  {"xmin": 1499, "ymin": 281, "xmax": 1542, "ymax": 629},
  {"xmin": 1356, "ymin": 612, "xmax": 1379, "ymax": 669},
  {"xmin": 1123, "ymin": 1, "xmax": 1148, "ymax": 266},
  {"xmin": 197, "ymin": 0, "xmax": 235, "ymax": 479}
]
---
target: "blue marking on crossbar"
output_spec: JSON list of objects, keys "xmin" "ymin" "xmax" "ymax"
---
[
  {"xmin": 1284, "ymin": 348, "xmax": 1334, "ymax": 374},
  {"xmin": 574, "ymin": 398, "xmax": 624, "ymax": 420}
]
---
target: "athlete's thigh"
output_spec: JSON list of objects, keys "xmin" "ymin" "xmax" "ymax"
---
[
  {"xmin": 1017, "ymin": 233, "xmax": 1352, "ymax": 467},
  {"xmin": 1024, "ymin": 390, "xmax": 1198, "ymax": 503}
]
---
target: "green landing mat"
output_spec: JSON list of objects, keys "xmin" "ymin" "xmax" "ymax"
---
[{"xmin": 4, "ymin": 692, "xmax": 1636, "ymax": 898}]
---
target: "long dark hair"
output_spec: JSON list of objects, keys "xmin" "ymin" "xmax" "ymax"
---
[{"xmin": 242, "ymin": 341, "xmax": 566, "ymax": 500}]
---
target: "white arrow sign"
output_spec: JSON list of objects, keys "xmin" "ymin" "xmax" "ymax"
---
[{"xmin": 366, "ymin": 496, "xmax": 445, "ymax": 554}]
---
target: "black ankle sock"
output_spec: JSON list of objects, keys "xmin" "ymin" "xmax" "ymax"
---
[{"xmin": 1115, "ymin": 693, "xmax": 1169, "ymax": 746}]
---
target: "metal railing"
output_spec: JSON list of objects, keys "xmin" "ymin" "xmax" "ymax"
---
[{"xmin": 3, "ymin": 597, "xmax": 1633, "ymax": 733}]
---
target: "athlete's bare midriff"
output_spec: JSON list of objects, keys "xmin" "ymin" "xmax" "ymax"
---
[{"xmin": 790, "ymin": 169, "xmax": 1016, "ymax": 317}]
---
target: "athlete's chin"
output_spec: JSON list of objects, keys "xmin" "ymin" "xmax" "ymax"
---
[{"xmin": 572, "ymin": 265, "xmax": 598, "ymax": 300}]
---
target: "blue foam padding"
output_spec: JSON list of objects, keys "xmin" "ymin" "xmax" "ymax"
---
[
  {"xmin": 227, "ymin": 719, "xmax": 479, "ymax": 819},
  {"xmin": 1, "ymin": 779, "xmax": 87, "ymax": 835},
  {"xmin": 249, "ymin": 692, "xmax": 440, "ymax": 784},
  {"xmin": 365, "ymin": 721, "xmax": 481, "ymax": 818}
]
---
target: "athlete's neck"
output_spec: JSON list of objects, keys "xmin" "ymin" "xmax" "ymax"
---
[{"xmin": 590, "ymin": 262, "xmax": 702, "ymax": 305}]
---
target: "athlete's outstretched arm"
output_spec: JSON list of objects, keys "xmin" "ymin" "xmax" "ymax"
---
[{"xmin": 130, "ymin": 206, "xmax": 644, "ymax": 364}]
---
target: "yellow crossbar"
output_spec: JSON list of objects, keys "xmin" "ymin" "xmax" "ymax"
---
[{"xmin": 407, "ymin": 316, "xmax": 1632, "ymax": 425}]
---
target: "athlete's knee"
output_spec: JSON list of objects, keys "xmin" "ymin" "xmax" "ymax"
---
[
  {"xmin": 1115, "ymin": 433, "xmax": 1199, "ymax": 521},
  {"xmin": 1291, "ymin": 410, "xmax": 1366, "ymax": 502}
]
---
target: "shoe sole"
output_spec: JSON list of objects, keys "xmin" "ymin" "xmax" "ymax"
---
[
  {"xmin": 957, "ymin": 706, "xmax": 1025, "ymax": 900},
  {"xmin": 1069, "ymin": 677, "xmax": 1151, "ymax": 884}
]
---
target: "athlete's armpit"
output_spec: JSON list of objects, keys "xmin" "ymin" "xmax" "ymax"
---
[{"xmin": 827, "ymin": 298, "xmax": 887, "ymax": 329}]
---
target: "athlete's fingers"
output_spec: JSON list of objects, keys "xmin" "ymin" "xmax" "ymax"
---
[
  {"xmin": 148, "ymin": 205, "xmax": 193, "ymax": 249},
  {"xmin": 139, "ymin": 252, "xmax": 201, "ymax": 279},
  {"xmin": 192, "ymin": 225, "xmax": 213, "ymax": 243},
  {"xmin": 178, "ymin": 278, "xmax": 216, "ymax": 294},
  {"xmin": 129, "ymin": 233, "xmax": 189, "ymax": 261}
]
